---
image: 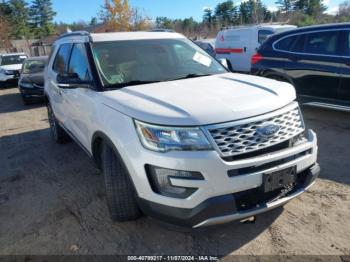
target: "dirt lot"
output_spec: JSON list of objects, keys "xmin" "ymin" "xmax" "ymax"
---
[{"xmin": 0, "ymin": 87, "xmax": 349, "ymax": 257}]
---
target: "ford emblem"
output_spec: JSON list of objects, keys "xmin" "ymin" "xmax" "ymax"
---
[{"xmin": 256, "ymin": 123, "xmax": 280, "ymax": 137}]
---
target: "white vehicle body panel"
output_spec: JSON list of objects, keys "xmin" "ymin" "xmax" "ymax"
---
[
  {"xmin": 102, "ymin": 73, "xmax": 296, "ymax": 126},
  {"xmin": 0, "ymin": 53, "xmax": 27, "ymax": 82}
]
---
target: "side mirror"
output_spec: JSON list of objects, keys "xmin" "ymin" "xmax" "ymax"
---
[
  {"xmin": 57, "ymin": 73, "xmax": 91, "ymax": 89},
  {"xmin": 218, "ymin": 58, "xmax": 230, "ymax": 71}
]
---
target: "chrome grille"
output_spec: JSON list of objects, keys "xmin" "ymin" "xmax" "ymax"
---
[{"xmin": 206, "ymin": 105, "xmax": 305, "ymax": 157}]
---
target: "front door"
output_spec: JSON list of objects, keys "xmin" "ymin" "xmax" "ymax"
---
[{"xmin": 63, "ymin": 43, "xmax": 95, "ymax": 150}]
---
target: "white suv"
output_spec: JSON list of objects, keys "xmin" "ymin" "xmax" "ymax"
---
[
  {"xmin": 45, "ymin": 31, "xmax": 319, "ymax": 228},
  {"xmin": 0, "ymin": 53, "xmax": 28, "ymax": 87}
]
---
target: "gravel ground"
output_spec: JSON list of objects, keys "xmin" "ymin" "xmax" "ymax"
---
[{"xmin": 0, "ymin": 87, "xmax": 349, "ymax": 257}]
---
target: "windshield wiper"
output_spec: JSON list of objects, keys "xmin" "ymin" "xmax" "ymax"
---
[
  {"xmin": 172, "ymin": 73, "xmax": 213, "ymax": 81},
  {"xmin": 107, "ymin": 80, "xmax": 160, "ymax": 89}
]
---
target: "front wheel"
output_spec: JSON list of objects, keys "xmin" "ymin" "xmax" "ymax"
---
[
  {"xmin": 101, "ymin": 142, "xmax": 142, "ymax": 222},
  {"xmin": 47, "ymin": 101, "xmax": 70, "ymax": 144}
]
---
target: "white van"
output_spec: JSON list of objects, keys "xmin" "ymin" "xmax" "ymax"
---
[{"xmin": 215, "ymin": 24, "xmax": 297, "ymax": 72}]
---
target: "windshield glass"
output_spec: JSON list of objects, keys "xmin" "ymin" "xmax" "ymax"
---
[
  {"xmin": 0, "ymin": 55, "xmax": 27, "ymax": 66},
  {"xmin": 91, "ymin": 38, "xmax": 227, "ymax": 88},
  {"xmin": 22, "ymin": 59, "xmax": 46, "ymax": 74}
]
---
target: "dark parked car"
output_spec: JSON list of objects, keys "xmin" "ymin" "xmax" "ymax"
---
[
  {"xmin": 251, "ymin": 23, "xmax": 350, "ymax": 110},
  {"xmin": 19, "ymin": 56, "xmax": 48, "ymax": 104},
  {"xmin": 194, "ymin": 40, "xmax": 216, "ymax": 58}
]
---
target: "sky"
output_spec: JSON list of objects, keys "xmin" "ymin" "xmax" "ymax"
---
[{"xmin": 52, "ymin": 0, "xmax": 342, "ymax": 24}]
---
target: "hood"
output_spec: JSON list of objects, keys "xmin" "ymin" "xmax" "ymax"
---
[
  {"xmin": 101, "ymin": 73, "xmax": 296, "ymax": 126},
  {"xmin": 0, "ymin": 64, "xmax": 22, "ymax": 71},
  {"xmin": 20, "ymin": 72, "xmax": 44, "ymax": 86}
]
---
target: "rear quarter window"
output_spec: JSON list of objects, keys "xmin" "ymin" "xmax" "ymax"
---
[
  {"xmin": 304, "ymin": 31, "xmax": 340, "ymax": 55},
  {"xmin": 274, "ymin": 35, "xmax": 297, "ymax": 52}
]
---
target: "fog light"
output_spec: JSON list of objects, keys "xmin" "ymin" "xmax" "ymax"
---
[
  {"xmin": 291, "ymin": 133, "xmax": 307, "ymax": 147},
  {"xmin": 146, "ymin": 165, "xmax": 203, "ymax": 199}
]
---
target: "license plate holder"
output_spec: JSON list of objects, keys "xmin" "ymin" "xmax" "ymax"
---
[{"xmin": 263, "ymin": 167, "xmax": 297, "ymax": 193}]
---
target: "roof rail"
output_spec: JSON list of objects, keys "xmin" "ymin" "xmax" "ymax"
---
[{"xmin": 57, "ymin": 31, "xmax": 90, "ymax": 40}]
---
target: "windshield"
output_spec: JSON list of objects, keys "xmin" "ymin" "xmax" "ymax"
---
[
  {"xmin": 22, "ymin": 59, "xmax": 46, "ymax": 74},
  {"xmin": 0, "ymin": 55, "xmax": 27, "ymax": 66},
  {"xmin": 91, "ymin": 38, "xmax": 227, "ymax": 88}
]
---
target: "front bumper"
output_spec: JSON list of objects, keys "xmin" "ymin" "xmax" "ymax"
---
[
  {"xmin": 129, "ymin": 129, "xmax": 318, "ymax": 227},
  {"xmin": 19, "ymin": 85, "xmax": 44, "ymax": 99},
  {"xmin": 0, "ymin": 74, "xmax": 19, "ymax": 85},
  {"xmin": 139, "ymin": 163, "xmax": 319, "ymax": 228}
]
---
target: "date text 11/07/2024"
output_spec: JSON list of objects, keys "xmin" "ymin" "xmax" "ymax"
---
[{"xmin": 127, "ymin": 256, "xmax": 219, "ymax": 261}]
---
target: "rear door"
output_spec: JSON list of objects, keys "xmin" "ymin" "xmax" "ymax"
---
[
  {"xmin": 216, "ymin": 29, "xmax": 252, "ymax": 72},
  {"xmin": 282, "ymin": 30, "xmax": 342, "ymax": 100},
  {"xmin": 48, "ymin": 43, "xmax": 72, "ymax": 126},
  {"xmin": 339, "ymin": 30, "xmax": 350, "ymax": 104}
]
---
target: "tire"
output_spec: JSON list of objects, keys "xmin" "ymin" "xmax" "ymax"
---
[
  {"xmin": 22, "ymin": 96, "xmax": 31, "ymax": 105},
  {"xmin": 101, "ymin": 142, "xmax": 142, "ymax": 222},
  {"xmin": 47, "ymin": 101, "xmax": 70, "ymax": 144}
]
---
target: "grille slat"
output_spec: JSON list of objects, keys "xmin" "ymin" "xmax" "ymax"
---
[{"xmin": 207, "ymin": 106, "xmax": 304, "ymax": 157}]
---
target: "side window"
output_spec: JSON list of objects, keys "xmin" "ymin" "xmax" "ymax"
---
[
  {"xmin": 52, "ymin": 43, "xmax": 71, "ymax": 74},
  {"xmin": 68, "ymin": 44, "xmax": 90, "ymax": 81},
  {"xmin": 274, "ymin": 35, "xmax": 298, "ymax": 52},
  {"xmin": 305, "ymin": 31, "xmax": 339, "ymax": 55},
  {"xmin": 258, "ymin": 30, "xmax": 274, "ymax": 44},
  {"xmin": 291, "ymin": 34, "xmax": 306, "ymax": 53}
]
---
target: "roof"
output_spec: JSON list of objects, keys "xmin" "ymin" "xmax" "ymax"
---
[
  {"xmin": 90, "ymin": 31, "xmax": 185, "ymax": 42},
  {"xmin": 295, "ymin": 22, "xmax": 350, "ymax": 31},
  {"xmin": 222, "ymin": 24, "xmax": 296, "ymax": 32},
  {"xmin": 26, "ymin": 56, "xmax": 48, "ymax": 61},
  {"xmin": 265, "ymin": 22, "xmax": 350, "ymax": 43},
  {"xmin": 0, "ymin": 52, "xmax": 27, "ymax": 57}
]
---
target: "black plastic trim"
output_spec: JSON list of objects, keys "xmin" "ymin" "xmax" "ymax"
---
[{"xmin": 138, "ymin": 164, "xmax": 320, "ymax": 227}]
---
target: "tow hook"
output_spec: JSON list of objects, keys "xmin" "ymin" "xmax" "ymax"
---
[{"xmin": 240, "ymin": 216, "xmax": 256, "ymax": 224}]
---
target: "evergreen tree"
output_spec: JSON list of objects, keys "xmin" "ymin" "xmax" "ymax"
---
[
  {"xmin": 203, "ymin": 7, "xmax": 213, "ymax": 24},
  {"xmin": 214, "ymin": 0, "xmax": 238, "ymax": 26},
  {"xmin": 29, "ymin": 0, "xmax": 56, "ymax": 38},
  {"xmin": 294, "ymin": 0, "xmax": 326, "ymax": 15},
  {"xmin": 155, "ymin": 17, "xmax": 173, "ymax": 29},
  {"xmin": 90, "ymin": 17, "xmax": 98, "ymax": 26},
  {"xmin": 8, "ymin": 0, "xmax": 30, "ymax": 39},
  {"xmin": 275, "ymin": 0, "xmax": 294, "ymax": 14}
]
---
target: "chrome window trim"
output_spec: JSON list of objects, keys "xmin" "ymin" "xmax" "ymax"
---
[
  {"xmin": 201, "ymin": 102, "xmax": 304, "ymax": 158},
  {"xmin": 272, "ymin": 28, "xmax": 350, "ymax": 58}
]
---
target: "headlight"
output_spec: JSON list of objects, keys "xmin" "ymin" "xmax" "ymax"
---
[
  {"xmin": 135, "ymin": 120, "xmax": 213, "ymax": 152},
  {"xmin": 20, "ymin": 82, "xmax": 33, "ymax": 88}
]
